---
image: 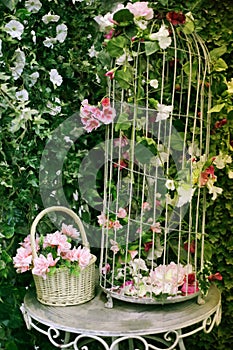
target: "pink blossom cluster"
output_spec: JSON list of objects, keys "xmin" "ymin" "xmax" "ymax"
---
[
  {"xmin": 80, "ymin": 97, "xmax": 116, "ymax": 133},
  {"xmin": 13, "ymin": 224, "xmax": 92, "ymax": 279},
  {"xmin": 97, "ymin": 207, "xmax": 127, "ymax": 231}
]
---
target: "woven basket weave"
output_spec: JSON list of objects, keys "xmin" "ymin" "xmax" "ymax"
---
[{"xmin": 30, "ymin": 206, "xmax": 96, "ymax": 306}]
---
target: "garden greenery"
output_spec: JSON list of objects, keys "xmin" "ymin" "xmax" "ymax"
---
[{"xmin": 0, "ymin": 0, "xmax": 232, "ymax": 349}]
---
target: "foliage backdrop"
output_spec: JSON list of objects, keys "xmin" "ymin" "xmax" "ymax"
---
[{"xmin": 0, "ymin": 0, "xmax": 232, "ymax": 349}]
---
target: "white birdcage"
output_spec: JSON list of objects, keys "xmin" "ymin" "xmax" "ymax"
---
[{"xmin": 98, "ymin": 4, "xmax": 213, "ymax": 306}]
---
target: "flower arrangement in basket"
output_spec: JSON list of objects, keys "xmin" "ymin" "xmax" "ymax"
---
[
  {"xmin": 79, "ymin": 1, "xmax": 228, "ymax": 305},
  {"xmin": 13, "ymin": 206, "xmax": 96, "ymax": 306}
]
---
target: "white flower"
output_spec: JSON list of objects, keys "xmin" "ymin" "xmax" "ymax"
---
[
  {"xmin": 46, "ymin": 100, "xmax": 62, "ymax": 115},
  {"xmin": 25, "ymin": 0, "xmax": 42, "ymax": 13},
  {"xmin": 213, "ymin": 152, "xmax": 232, "ymax": 169},
  {"xmin": 149, "ymin": 25, "xmax": 172, "ymax": 50},
  {"xmin": 43, "ymin": 37, "xmax": 57, "ymax": 48},
  {"xmin": 64, "ymin": 136, "xmax": 73, "ymax": 144},
  {"xmin": 129, "ymin": 258, "xmax": 148, "ymax": 275},
  {"xmin": 176, "ymin": 184, "xmax": 194, "ymax": 207},
  {"xmin": 31, "ymin": 30, "xmax": 36, "ymax": 44},
  {"xmin": 16, "ymin": 89, "xmax": 29, "ymax": 102},
  {"xmin": 134, "ymin": 19, "xmax": 148, "ymax": 30},
  {"xmin": 73, "ymin": 190, "xmax": 79, "ymax": 201},
  {"xmin": 116, "ymin": 52, "xmax": 133, "ymax": 65},
  {"xmin": 165, "ymin": 179, "xmax": 175, "ymax": 191},
  {"xmin": 42, "ymin": 12, "xmax": 60, "ymax": 24},
  {"xmin": 228, "ymin": 170, "xmax": 233, "ymax": 179},
  {"xmin": 207, "ymin": 184, "xmax": 223, "ymax": 200},
  {"xmin": 88, "ymin": 45, "xmax": 99, "ymax": 58},
  {"xmin": 0, "ymin": 39, "xmax": 3, "ymax": 57},
  {"xmin": 29, "ymin": 72, "xmax": 39, "ymax": 87},
  {"xmin": 56, "ymin": 24, "xmax": 68, "ymax": 43},
  {"xmin": 188, "ymin": 140, "xmax": 201, "ymax": 157},
  {"xmin": 156, "ymin": 103, "xmax": 173, "ymax": 122},
  {"xmin": 4, "ymin": 20, "xmax": 24, "ymax": 40},
  {"xmin": 94, "ymin": 13, "xmax": 114, "ymax": 32},
  {"xmin": 49, "ymin": 69, "xmax": 63, "ymax": 87},
  {"xmin": 149, "ymin": 79, "xmax": 159, "ymax": 89},
  {"xmin": 11, "ymin": 48, "xmax": 26, "ymax": 80}
]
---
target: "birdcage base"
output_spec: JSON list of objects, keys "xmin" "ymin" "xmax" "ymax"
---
[{"xmin": 102, "ymin": 287, "xmax": 200, "ymax": 308}]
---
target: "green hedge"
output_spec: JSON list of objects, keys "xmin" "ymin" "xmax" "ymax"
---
[{"xmin": 0, "ymin": 0, "xmax": 232, "ymax": 349}]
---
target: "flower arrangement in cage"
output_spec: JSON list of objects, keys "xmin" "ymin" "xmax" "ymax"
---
[
  {"xmin": 13, "ymin": 206, "xmax": 96, "ymax": 306},
  {"xmin": 80, "ymin": 1, "xmax": 228, "ymax": 304}
]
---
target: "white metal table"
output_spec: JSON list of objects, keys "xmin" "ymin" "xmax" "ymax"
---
[{"xmin": 21, "ymin": 284, "xmax": 221, "ymax": 350}]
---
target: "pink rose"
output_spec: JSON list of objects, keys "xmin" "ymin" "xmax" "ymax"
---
[
  {"xmin": 61, "ymin": 223, "xmax": 80, "ymax": 240},
  {"xmin": 13, "ymin": 246, "xmax": 32, "ymax": 273},
  {"xmin": 32, "ymin": 253, "xmax": 59, "ymax": 280},
  {"xmin": 76, "ymin": 246, "xmax": 92, "ymax": 268},
  {"xmin": 126, "ymin": 2, "xmax": 154, "ymax": 20},
  {"xmin": 43, "ymin": 231, "xmax": 71, "ymax": 255}
]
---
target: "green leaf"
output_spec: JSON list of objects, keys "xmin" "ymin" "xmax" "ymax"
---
[
  {"xmin": 0, "ymin": 0, "xmax": 19, "ymax": 10},
  {"xmin": 144, "ymin": 41, "xmax": 160, "ymax": 56},
  {"xmin": 115, "ymin": 112, "xmax": 131, "ymax": 131},
  {"xmin": 208, "ymin": 103, "xmax": 225, "ymax": 113},
  {"xmin": 213, "ymin": 58, "xmax": 228, "ymax": 72},
  {"xmin": 106, "ymin": 36, "xmax": 127, "ymax": 58},
  {"xmin": 115, "ymin": 68, "xmax": 132, "ymax": 89},
  {"xmin": 113, "ymin": 9, "xmax": 134, "ymax": 26},
  {"xmin": 210, "ymin": 45, "xmax": 227, "ymax": 61},
  {"xmin": 182, "ymin": 17, "xmax": 195, "ymax": 34},
  {"xmin": 183, "ymin": 60, "xmax": 198, "ymax": 82}
]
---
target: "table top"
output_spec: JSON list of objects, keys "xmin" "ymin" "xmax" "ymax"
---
[{"xmin": 23, "ymin": 284, "xmax": 221, "ymax": 337}]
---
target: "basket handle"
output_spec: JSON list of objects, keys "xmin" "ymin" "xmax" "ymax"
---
[{"xmin": 30, "ymin": 206, "xmax": 89, "ymax": 260}]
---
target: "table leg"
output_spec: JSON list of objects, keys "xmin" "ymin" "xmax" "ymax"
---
[
  {"xmin": 64, "ymin": 332, "xmax": 71, "ymax": 344},
  {"xmin": 177, "ymin": 330, "xmax": 186, "ymax": 350}
]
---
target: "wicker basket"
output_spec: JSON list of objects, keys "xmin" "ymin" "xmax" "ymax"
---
[{"xmin": 30, "ymin": 206, "xmax": 97, "ymax": 306}]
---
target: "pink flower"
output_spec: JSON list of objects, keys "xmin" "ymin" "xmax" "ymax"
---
[
  {"xmin": 105, "ymin": 70, "xmax": 115, "ymax": 79},
  {"xmin": 114, "ymin": 135, "xmax": 129, "ymax": 148},
  {"xmin": 32, "ymin": 253, "xmax": 59, "ymax": 280},
  {"xmin": 144, "ymin": 241, "xmax": 153, "ymax": 252},
  {"xmin": 99, "ymin": 106, "xmax": 116, "ymax": 124},
  {"xmin": 13, "ymin": 247, "xmax": 32, "ymax": 273},
  {"xmin": 76, "ymin": 246, "xmax": 92, "ymax": 268},
  {"xmin": 61, "ymin": 223, "xmax": 80, "ymax": 240},
  {"xmin": 184, "ymin": 240, "xmax": 195, "ymax": 254},
  {"xmin": 112, "ymin": 220, "xmax": 123, "ymax": 230},
  {"xmin": 83, "ymin": 117, "xmax": 101, "ymax": 133},
  {"xmin": 104, "ymin": 28, "xmax": 115, "ymax": 39},
  {"xmin": 113, "ymin": 159, "xmax": 128, "ymax": 170},
  {"xmin": 80, "ymin": 98, "xmax": 116, "ymax": 132},
  {"xmin": 43, "ymin": 231, "xmax": 71, "ymax": 255},
  {"xmin": 166, "ymin": 11, "xmax": 186, "ymax": 26},
  {"xmin": 142, "ymin": 202, "xmax": 151, "ymax": 211},
  {"xmin": 128, "ymin": 250, "xmax": 138, "ymax": 260},
  {"xmin": 110, "ymin": 239, "xmax": 120, "ymax": 254},
  {"xmin": 150, "ymin": 222, "xmax": 161, "ymax": 234},
  {"xmin": 126, "ymin": 2, "xmax": 154, "ymax": 20},
  {"xmin": 181, "ymin": 273, "xmax": 199, "ymax": 295},
  {"xmin": 117, "ymin": 207, "xmax": 127, "ymax": 218},
  {"xmin": 61, "ymin": 247, "xmax": 79, "ymax": 262},
  {"xmin": 97, "ymin": 212, "xmax": 107, "ymax": 226},
  {"xmin": 208, "ymin": 272, "xmax": 223, "ymax": 281},
  {"xmin": 21, "ymin": 234, "xmax": 39, "ymax": 251},
  {"xmin": 102, "ymin": 263, "xmax": 111, "ymax": 274},
  {"xmin": 101, "ymin": 97, "xmax": 110, "ymax": 107}
]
